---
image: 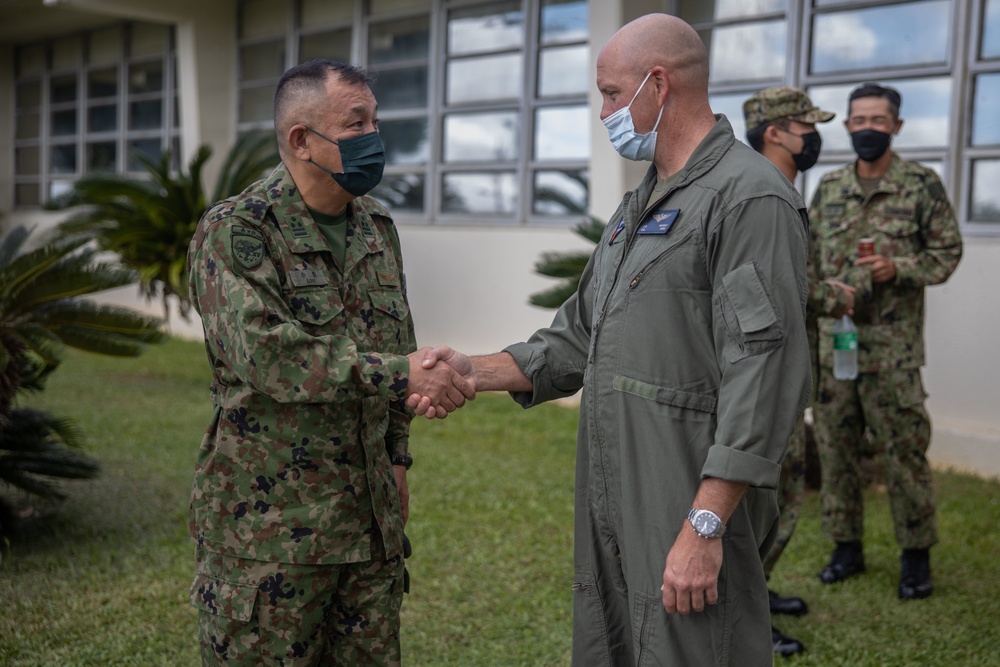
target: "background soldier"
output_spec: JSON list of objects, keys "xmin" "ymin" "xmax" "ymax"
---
[
  {"xmin": 742, "ymin": 85, "xmax": 850, "ymax": 657},
  {"xmin": 808, "ymin": 82, "xmax": 963, "ymax": 601},
  {"xmin": 187, "ymin": 59, "xmax": 473, "ymax": 666}
]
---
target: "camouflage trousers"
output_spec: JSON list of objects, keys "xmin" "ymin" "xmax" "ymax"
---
[
  {"xmin": 813, "ymin": 367, "xmax": 937, "ymax": 550},
  {"xmin": 190, "ymin": 544, "xmax": 404, "ymax": 667},
  {"xmin": 762, "ymin": 415, "xmax": 806, "ymax": 578}
]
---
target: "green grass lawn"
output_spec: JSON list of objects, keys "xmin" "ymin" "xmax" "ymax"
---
[{"xmin": 1, "ymin": 338, "xmax": 998, "ymax": 666}]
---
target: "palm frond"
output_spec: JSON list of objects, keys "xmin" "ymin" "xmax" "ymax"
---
[
  {"xmin": 532, "ymin": 251, "xmax": 593, "ymax": 279},
  {"xmin": 529, "ymin": 283, "xmax": 582, "ymax": 309}
]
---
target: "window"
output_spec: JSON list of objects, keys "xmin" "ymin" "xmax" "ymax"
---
[
  {"xmin": 235, "ymin": 0, "xmax": 589, "ymax": 226},
  {"xmin": 682, "ymin": 0, "xmax": 1000, "ymax": 234},
  {"xmin": 12, "ymin": 22, "xmax": 179, "ymax": 208}
]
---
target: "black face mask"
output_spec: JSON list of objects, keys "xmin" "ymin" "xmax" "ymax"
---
[
  {"xmin": 307, "ymin": 128, "xmax": 385, "ymax": 197},
  {"xmin": 788, "ymin": 130, "xmax": 822, "ymax": 172},
  {"xmin": 851, "ymin": 129, "xmax": 893, "ymax": 162}
]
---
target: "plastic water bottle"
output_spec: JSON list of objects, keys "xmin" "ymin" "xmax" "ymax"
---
[{"xmin": 833, "ymin": 315, "xmax": 858, "ymax": 380}]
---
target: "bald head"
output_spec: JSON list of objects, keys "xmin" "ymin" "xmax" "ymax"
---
[{"xmin": 599, "ymin": 14, "xmax": 709, "ymax": 96}]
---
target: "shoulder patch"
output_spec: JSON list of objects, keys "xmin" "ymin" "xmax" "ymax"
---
[
  {"xmin": 231, "ymin": 226, "xmax": 265, "ymax": 270},
  {"xmin": 927, "ymin": 181, "xmax": 946, "ymax": 200}
]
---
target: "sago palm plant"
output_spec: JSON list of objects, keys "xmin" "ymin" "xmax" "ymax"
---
[
  {"xmin": 0, "ymin": 225, "xmax": 166, "ymax": 538},
  {"xmin": 529, "ymin": 215, "xmax": 606, "ymax": 309},
  {"xmin": 48, "ymin": 131, "xmax": 279, "ymax": 321}
]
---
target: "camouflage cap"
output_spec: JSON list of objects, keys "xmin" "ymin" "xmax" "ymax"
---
[{"xmin": 743, "ymin": 86, "xmax": 835, "ymax": 132}]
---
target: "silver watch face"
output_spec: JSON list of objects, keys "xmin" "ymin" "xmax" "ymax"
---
[{"xmin": 692, "ymin": 510, "xmax": 722, "ymax": 537}]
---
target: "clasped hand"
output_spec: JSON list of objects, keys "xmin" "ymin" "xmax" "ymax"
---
[{"xmin": 406, "ymin": 346, "xmax": 475, "ymax": 419}]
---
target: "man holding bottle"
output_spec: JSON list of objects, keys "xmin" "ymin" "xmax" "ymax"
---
[{"xmin": 807, "ymin": 82, "xmax": 963, "ymax": 601}]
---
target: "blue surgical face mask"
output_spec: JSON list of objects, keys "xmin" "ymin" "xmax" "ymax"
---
[
  {"xmin": 307, "ymin": 127, "xmax": 385, "ymax": 197},
  {"xmin": 602, "ymin": 71, "xmax": 665, "ymax": 162}
]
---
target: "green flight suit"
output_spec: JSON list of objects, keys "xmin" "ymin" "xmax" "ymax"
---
[{"xmin": 506, "ymin": 117, "xmax": 811, "ymax": 666}]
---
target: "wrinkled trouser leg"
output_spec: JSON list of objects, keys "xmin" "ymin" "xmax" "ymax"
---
[
  {"xmin": 863, "ymin": 369, "xmax": 937, "ymax": 549},
  {"xmin": 815, "ymin": 367, "xmax": 867, "ymax": 542},
  {"xmin": 763, "ymin": 416, "xmax": 806, "ymax": 578},
  {"xmin": 571, "ymin": 496, "xmax": 774, "ymax": 666}
]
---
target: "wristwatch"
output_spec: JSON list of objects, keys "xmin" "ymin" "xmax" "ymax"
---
[
  {"xmin": 391, "ymin": 452, "xmax": 413, "ymax": 470},
  {"xmin": 687, "ymin": 508, "xmax": 726, "ymax": 538}
]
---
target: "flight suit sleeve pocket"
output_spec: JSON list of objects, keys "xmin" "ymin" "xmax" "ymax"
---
[
  {"xmin": 189, "ymin": 573, "xmax": 257, "ymax": 622},
  {"xmin": 718, "ymin": 262, "xmax": 784, "ymax": 363}
]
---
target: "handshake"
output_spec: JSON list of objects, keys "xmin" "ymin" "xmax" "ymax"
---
[{"xmin": 405, "ymin": 346, "xmax": 476, "ymax": 419}]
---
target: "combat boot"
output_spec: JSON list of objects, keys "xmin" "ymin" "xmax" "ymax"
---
[
  {"xmin": 819, "ymin": 540, "xmax": 865, "ymax": 584},
  {"xmin": 899, "ymin": 548, "xmax": 932, "ymax": 600}
]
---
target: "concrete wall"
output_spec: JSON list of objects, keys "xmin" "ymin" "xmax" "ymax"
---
[{"xmin": 923, "ymin": 236, "xmax": 1000, "ymax": 478}]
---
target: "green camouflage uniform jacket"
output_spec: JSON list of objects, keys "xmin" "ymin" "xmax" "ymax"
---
[
  {"xmin": 187, "ymin": 163, "xmax": 415, "ymax": 565},
  {"xmin": 808, "ymin": 153, "xmax": 963, "ymax": 373}
]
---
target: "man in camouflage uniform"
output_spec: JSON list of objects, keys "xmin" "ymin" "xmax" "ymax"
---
[
  {"xmin": 808, "ymin": 82, "xmax": 963, "ymax": 600},
  {"xmin": 743, "ymin": 85, "xmax": 851, "ymax": 657},
  {"xmin": 187, "ymin": 59, "xmax": 474, "ymax": 666}
]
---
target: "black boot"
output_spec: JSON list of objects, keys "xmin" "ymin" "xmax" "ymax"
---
[
  {"xmin": 772, "ymin": 625, "xmax": 805, "ymax": 657},
  {"xmin": 769, "ymin": 589, "xmax": 809, "ymax": 616},
  {"xmin": 899, "ymin": 548, "xmax": 933, "ymax": 600},
  {"xmin": 819, "ymin": 540, "xmax": 865, "ymax": 584}
]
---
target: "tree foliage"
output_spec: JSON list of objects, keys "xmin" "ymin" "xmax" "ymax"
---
[
  {"xmin": 529, "ymin": 216, "xmax": 606, "ymax": 309},
  {"xmin": 0, "ymin": 225, "xmax": 167, "ymax": 535},
  {"xmin": 47, "ymin": 131, "xmax": 279, "ymax": 320}
]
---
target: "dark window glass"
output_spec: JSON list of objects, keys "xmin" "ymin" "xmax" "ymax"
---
[
  {"xmin": 51, "ymin": 75, "xmax": 77, "ymax": 103},
  {"xmin": 16, "ymin": 112, "xmax": 40, "ymax": 140},
  {"xmin": 88, "ymin": 67, "xmax": 118, "ymax": 98},
  {"xmin": 379, "ymin": 118, "xmax": 430, "ymax": 165},
  {"xmin": 51, "ymin": 109, "xmax": 77, "ymax": 135},
  {"xmin": 448, "ymin": 2, "xmax": 523, "ymax": 56},
  {"xmin": 50, "ymin": 144, "xmax": 77, "ymax": 173},
  {"xmin": 444, "ymin": 112, "xmax": 519, "ymax": 162},
  {"xmin": 446, "ymin": 54, "xmax": 522, "ymax": 103},
  {"xmin": 369, "ymin": 16, "xmax": 429, "ymax": 64},
  {"xmin": 810, "ymin": 1, "xmax": 950, "ymax": 74},
  {"xmin": 129, "ymin": 99, "xmax": 163, "ymax": 130},
  {"xmin": 87, "ymin": 142, "xmax": 117, "ymax": 171},
  {"xmin": 972, "ymin": 72, "xmax": 1000, "ymax": 146},
  {"xmin": 985, "ymin": 0, "xmax": 1000, "ymax": 59},
  {"xmin": 442, "ymin": 172, "xmax": 518, "ymax": 215},
  {"xmin": 371, "ymin": 66, "xmax": 428, "ymax": 109},
  {"xmin": 241, "ymin": 40, "xmax": 286, "ymax": 81},
  {"xmin": 700, "ymin": 21, "xmax": 786, "ymax": 83},
  {"xmin": 128, "ymin": 61, "xmax": 164, "ymax": 94},
  {"xmin": 679, "ymin": 0, "xmax": 785, "ymax": 22},
  {"xmin": 300, "ymin": 29, "xmax": 352, "ymax": 63},
  {"xmin": 372, "ymin": 174, "xmax": 425, "ymax": 213},
  {"xmin": 533, "ymin": 169, "xmax": 588, "ymax": 215},
  {"xmin": 540, "ymin": 0, "xmax": 588, "ymax": 44},
  {"xmin": 538, "ymin": 45, "xmax": 589, "ymax": 97},
  {"xmin": 16, "ymin": 146, "xmax": 40, "ymax": 174},
  {"xmin": 128, "ymin": 139, "xmax": 162, "ymax": 170},
  {"xmin": 89, "ymin": 105, "xmax": 117, "ymax": 133},
  {"xmin": 17, "ymin": 80, "xmax": 41, "ymax": 108},
  {"xmin": 971, "ymin": 159, "xmax": 1000, "ymax": 221},
  {"xmin": 240, "ymin": 84, "xmax": 274, "ymax": 123},
  {"xmin": 535, "ymin": 106, "xmax": 589, "ymax": 160}
]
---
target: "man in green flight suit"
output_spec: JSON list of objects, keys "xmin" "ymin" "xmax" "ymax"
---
[
  {"xmin": 410, "ymin": 15, "xmax": 811, "ymax": 666},
  {"xmin": 808, "ymin": 82, "xmax": 963, "ymax": 600},
  {"xmin": 187, "ymin": 59, "xmax": 474, "ymax": 666}
]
